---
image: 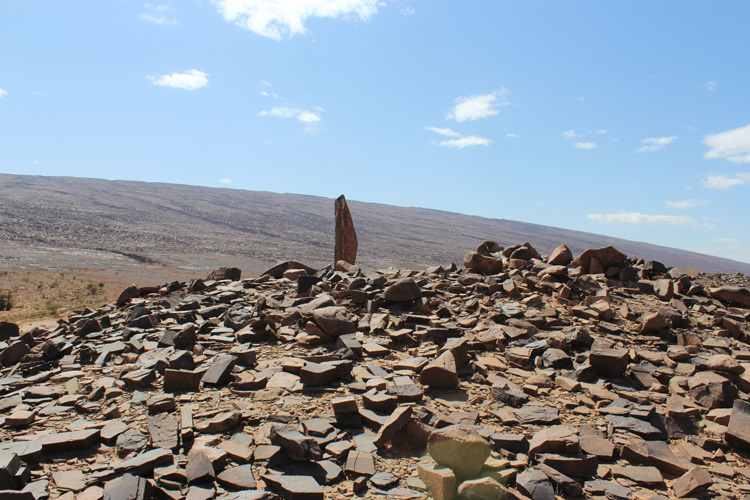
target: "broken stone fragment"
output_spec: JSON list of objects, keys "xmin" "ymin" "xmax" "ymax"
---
[
  {"xmin": 417, "ymin": 461, "xmax": 456, "ymax": 500},
  {"xmin": 427, "ymin": 425, "xmax": 491, "ymax": 478},
  {"xmin": 148, "ymin": 413, "xmax": 179, "ymax": 449},
  {"xmin": 589, "ymin": 347, "xmax": 629, "ymax": 378},
  {"xmin": 672, "ymin": 466, "xmax": 713, "ymax": 498},
  {"xmin": 262, "ymin": 474, "xmax": 324, "ymax": 500},
  {"xmin": 39, "ymin": 429, "xmax": 99, "ymax": 453},
  {"xmin": 187, "ymin": 452, "xmax": 215, "ymax": 484},
  {"xmin": 516, "ymin": 468, "xmax": 555, "ymax": 500},
  {"xmin": 373, "ymin": 406, "xmax": 412, "ymax": 449},
  {"xmin": 570, "ymin": 246, "xmax": 626, "ymax": 274},
  {"xmin": 420, "ymin": 351, "xmax": 458, "ymax": 390},
  {"xmin": 382, "ymin": 278, "xmax": 422, "ymax": 302},
  {"xmin": 103, "ymin": 473, "xmax": 153, "ymax": 500},
  {"xmin": 195, "ymin": 411, "xmax": 241, "ymax": 434},
  {"xmin": 463, "ymin": 251, "xmax": 503, "ymax": 275},
  {"xmin": 725, "ymin": 399, "xmax": 750, "ymax": 450},
  {"xmin": 311, "ymin": 306, "xmax": 357, "ymax": 337},
  {"xmin": 709, "ymin": 286, "xmax": 750, "ymax": 307},
  {"xmin": 547, "ymin": 244, "xmax": 573, "ymax": 266}
]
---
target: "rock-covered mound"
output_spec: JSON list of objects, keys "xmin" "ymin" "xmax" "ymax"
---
[{"xmin": 0, "ymin": 243, "xmax": 749, "ymax": 499}]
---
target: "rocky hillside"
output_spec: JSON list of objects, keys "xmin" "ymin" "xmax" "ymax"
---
[
  {"xmin": 0, "ymin": 242, "xmax": 749, "ymax": 499},
  {"xmin": 1, "ymin": 174, "xmax": 749, "ymax": 274}
]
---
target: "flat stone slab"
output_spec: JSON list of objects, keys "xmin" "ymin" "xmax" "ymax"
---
[
  {"xmin": 39, "ymin": 429, "xmax": 99, "ymax": 453},
  {"xmin": 262, "ymin": 475, "xmax": 324, "ymax": 500}
]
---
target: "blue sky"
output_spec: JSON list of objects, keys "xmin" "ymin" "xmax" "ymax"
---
[{"xmin": 1, "ymin": 1, "xmax": 749, "ymax": 263}]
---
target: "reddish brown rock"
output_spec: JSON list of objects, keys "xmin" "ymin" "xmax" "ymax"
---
[
  {"xmin": 547, "ymin": 244, "xmax": 573, "ymax": 266},
  {"xmin": 709, "ymin": 286, "xmax": 750, "ymax": 307},
  {"xmin": 463, "ymin": 251, "xmax": 503, "ymax": 275},
  {"xmin": 334, "ymin": 195, "xmax": 357, "ymax": 266},
  {"xmin": 570, "ymin": 246, "xmax": 627, "ymax": 273}
]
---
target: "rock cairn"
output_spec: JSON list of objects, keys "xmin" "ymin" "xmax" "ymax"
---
[{"xmin": 0, "ymin": 242, "xmax": 749, "ymax": 499}]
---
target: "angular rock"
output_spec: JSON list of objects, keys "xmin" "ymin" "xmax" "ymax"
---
[
  {"xmin": 672, "ymin": 466, "xmax": 712, "ymax": 497},
  {"xmin": 420, "ymin": 351, "xmax": 458, "ymax": 390},
  {"xmin": 262, "ymin": 475, "xmax": 324, "ymax": 500},
  {"xmin": 427, "ymin": 425, "xmax": 490, "ymax": 478},
  {"xmin": 148, "ymin": 413, "xmax": 179, "ymax": 449},
  {"xmin": 383, "ymin": 278, "xmax": 422, "ymax": 302},
  {"xmin": 417, "ymin": 461, "xmax": 456, "ymax": 500},
  {"xmin": 516, "ymin": 469, "xmax": 555, "ymax": 500}
]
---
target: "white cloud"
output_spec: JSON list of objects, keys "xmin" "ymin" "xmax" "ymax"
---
[
  {"xmin": 0, "ymin": 88, "xmax": 6, "ymax": 98},
  {"xmin": 259, "ymin": 106, "xmax": 321, "ymax": 129},
  {"xmin": 401, "ymin": 6, "xmax": 415, "ymax": 15},
  {"xmin": 701, "ymin": 172, "xmax": 750, "ymax": 189},
  {"xmin": 587, "ymin": 212, "xmax": 701, "ymax": 227},
  {"xmin": 665, "ymin": 199, "xmax": 710, "ymax": 209},
  {"xmin": 139, "ymin": 4, "xmax": 179, "ymax": 25},
  {"xmin": 703, "ymin": 81, "xmax": 717, "ymax": 91},
  {"xmin": 426, "ymin": 127, "xmax": 461, "ymax": 137},
  {"xmin": 447, "ymin": 89, "xmax": 509, "ymax": 123},
  {"xmin": 562, "ymin": 130, "xmax": 578, "ymax": 139},
  {"xmin": 426, "ymin": 126, "xmax": 489, "ymax": 148},
  {"xmin": 261, "ymin": 80, "xmax": 272, "ymax": 86},
  {"xmin": 712, "ymin": 238, "xmax": 739, "ymax": 244},
  {"xmin": 437, "ymin": 136, "xmax": 490, "ymax": 149},
  {"xmin": 702, "ymin": 124, "xmax": 750, "ymax": 164},
  {"xmin": 574, "ymin": 142, "xmax": 597, "ymax": 149},
  {"xmin": 260, "ymin": 91, "xmax": 278, "ymax": 97},
  {"xmin": 148, "ymin": 69, "xmax": 208, "ymax": 90},
  {"xmin": 507, "ymin": 133, "xmax": 519, "ymax": 138},
  {"xmin": 214, "ymin": 0, "xmax": 381, "ymax": 40},
  {"xmin": 32, "ymin": 160, "xmax": 40, "ymax": 164},
  {"xmin": 218, "ymin": 178, "xmax": 232, "ymax": 184},
  {"xmin": 637, "ymin": 135, "xmax": 678, "ymax": 153},
  {"xmin": 296, "ymin": 110, "xmax": 321, "ymax": 123},
  {"xmin": 594, "ymin": 129, "xmax": 607, "ymax": 134}
]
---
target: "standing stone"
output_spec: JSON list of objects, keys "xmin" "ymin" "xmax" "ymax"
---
[{"xmin": 334, "ymin": 195, "xmax": 357, "ymax": 266}]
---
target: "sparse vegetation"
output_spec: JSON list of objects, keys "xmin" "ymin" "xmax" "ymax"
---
[{"xmin": 0, "ymin": 291, "xmax": 11, "ymax": 311}]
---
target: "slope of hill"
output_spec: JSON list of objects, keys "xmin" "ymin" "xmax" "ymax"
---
[{"xmin": 1, "ymin": 173, "xmax": 748, "ymax": 274}]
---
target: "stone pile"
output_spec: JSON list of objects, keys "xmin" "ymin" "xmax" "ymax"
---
[{"xmin": 0, "ymin": 240, "xmax": 749, "ymax": 500}]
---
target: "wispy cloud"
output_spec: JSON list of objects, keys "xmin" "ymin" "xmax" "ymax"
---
[
  {"xmin": 214, "ymin": 0, "xmax": 381, "ymax": 40},
  {"xmin": 702, "ymin": 124, "xmax": 750, "ymax": 164},
  {"xmin": 148, "ymin": 69, "xmax": 208, "ymax": 90},
  {"xmin": 507, "ymin": 133, "xmax": 519, "ymax": 138},
  {"xmin": 437, "ymin": 136, "xmax": 491, "ymax": 149},
  {"xmin": 562, "ymin": 130, "xmax": 578, "ymax": 139},
  {"xmin": 0, "ymin": 88, "xmax": 6, "ymax": 98},
  {"xmin": 575, "ymin": 142, "xmax": 597, "ymax": 150},
  {"xmin": 425, "ymin": 127, "xmax": 461, "ymax": 137},
  {"xmin": 587, "ymin": 212, "xmax": 704, "ymax": 227},
  {"xmin": 447, "ymin": 89, "xmax": 509, "ymax": 123},
  {"xmin": 259, "ymin": 106, "xmax": 321, "ymax": 130},
  {"xmin": 594, "ymin": 129, "xmax": 608, "ymax": 135},
  {"xmin": 637, "ymin": 135, "xmax": 678, "ymax": 153},
  {"xmin": 426, "ymin": 127, "xmax": 489, "ymax": 148},
  {"xmin": 260, "ymin": 90, "xmax": 278, "ymax": 97},
  {"xmin": 139, "ymin": 4, "xmax": 179, "ymax": 25},
  {"xmin": 218, "ymin": 178, "xmax": 232, "ymax": 184},
  {"xmin": 665, "ymin": 199, "xmax": 710, "ymax": 209},
  {"xmin": 401, "ymin": 6, "xmax": 415, "ymax": 16},
  {"xmin": 701, "ymin": 172, "xmax": 750, "ymax": 189},
  {"xmin": 702, "ymin": 81, "xmax": 717, "ymax": 91}
]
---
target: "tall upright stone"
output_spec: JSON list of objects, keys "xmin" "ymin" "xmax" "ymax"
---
[{"xmin": 334, "ymin": 195, "xmax": 358, "ymax": 266}]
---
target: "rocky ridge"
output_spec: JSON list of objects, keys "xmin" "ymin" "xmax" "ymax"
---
[{"xmin": 0, "ymin": 241, "xmax": 749, "ymax": 499}]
